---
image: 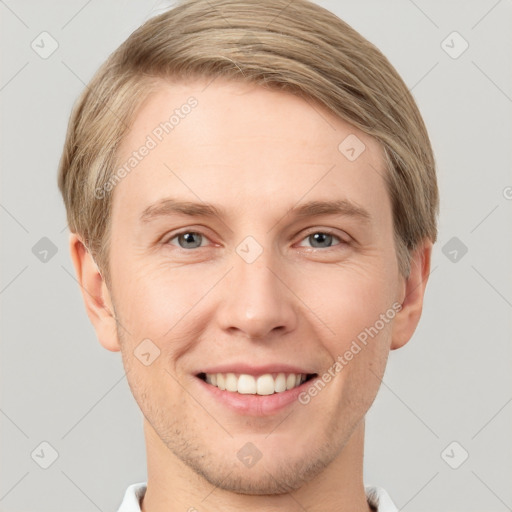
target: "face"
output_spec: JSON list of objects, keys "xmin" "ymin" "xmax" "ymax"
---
[{"xmin": 89, "ymin": 78, "xmax": 416, "ymax": 493}]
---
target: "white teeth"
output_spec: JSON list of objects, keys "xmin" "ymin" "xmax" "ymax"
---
[
  {"xmin": 203, "ymin": 372, "xmax": 308, "ymax": 395},
  {"xmin": 256, "ymin": 374, "xmax": 275, "ymax": 395},
  {"xmin": 274, "ymin": 373, "xmax": 287, "ymax": 393},
  {"xmin": 286, "ymin": 373, "xmax": 296, "ymax": 390},
  {"xmin": 225, "ymin": 373, "xmax": 237, "ymax": 392},
  {"xmin": 237, "ymin": 374, "xmax": 256, "ymax": 394}
]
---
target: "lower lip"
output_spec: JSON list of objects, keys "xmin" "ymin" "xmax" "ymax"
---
[{"xmin": 195, "ymin": 376, "xmax": 315, "ymax": 416}]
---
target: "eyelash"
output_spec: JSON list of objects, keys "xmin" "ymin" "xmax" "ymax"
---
[{"xmin": 164, "ymin": 228, "xmax": 349, "ymax": 250}]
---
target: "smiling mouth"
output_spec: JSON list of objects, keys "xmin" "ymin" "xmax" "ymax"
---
[{"xmin": 197, "ymin": 372, "xmax": 317, "ymax": 395}]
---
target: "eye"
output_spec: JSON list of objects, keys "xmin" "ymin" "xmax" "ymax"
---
[
  {"xmin": 167, "ymin": 231, "xmax": 207, "ymax": 249},
  {"xmin": 163, "ymin": 229, "xmax": 347, "ymax": 251},
  {"xmin": 298, "ymin": 231, "xmax": 344, "ymax": 249}
]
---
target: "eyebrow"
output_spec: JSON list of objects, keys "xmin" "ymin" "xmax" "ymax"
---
[{"xmin": 140, "ymin": 197, "xmax": 371, "ymax": 225}]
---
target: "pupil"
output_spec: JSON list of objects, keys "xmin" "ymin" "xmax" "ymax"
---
[
  {"xmin": 310, "ymin": 233, "xmax": 332, "ymax": 248},
  {"xmin": 180, "ymin": 232, "xmax": 202, "ymax": 248}
]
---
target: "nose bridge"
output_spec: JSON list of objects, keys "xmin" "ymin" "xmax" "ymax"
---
[{"xmin": 216, "ymin": 241, "xmax": 298, "ymax": 339}]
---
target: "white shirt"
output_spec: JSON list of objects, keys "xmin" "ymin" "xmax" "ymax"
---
[{"xmin": 117, "ymin": 482, "xmax": 398, "ymax": 512}]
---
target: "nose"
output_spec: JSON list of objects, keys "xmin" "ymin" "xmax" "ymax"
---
[{"xmin": 214, "ymin": 247, "xmax": 299, "ymax": 341}]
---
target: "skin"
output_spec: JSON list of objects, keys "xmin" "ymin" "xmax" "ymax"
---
[{"xmin": 70, "ymin": 78, "xmax": 432, "ymax": 512}]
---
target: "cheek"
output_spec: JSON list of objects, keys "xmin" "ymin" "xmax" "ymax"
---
[
  {"xmin": 111, "ymin": 260, "xmax": 184, "ymax": 335},
  {"xmin": 319, "ymin": 268, "xmax": 396, "ymax": 404},
  {"xmin": 298, "ymin": 263, "xmax": 397, "ymax": 353},
  {"xmin": 115, "ymin": 270, "xmax": 195, "ymax": 411},
  {"xmin": 111, "ymin": 259, "xmax": 222, "ymax": 367}
]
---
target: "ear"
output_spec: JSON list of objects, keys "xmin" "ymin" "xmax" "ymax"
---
[
  {"xmin": 69, "ymin": 233, "xmax": 121, "ymax": 352},
  {"xmin": 390, "ymin": 239, "xmax": 433, "ymax": 350}
]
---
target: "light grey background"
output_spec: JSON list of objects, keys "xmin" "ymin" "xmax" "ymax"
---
[{"xmin": 1, "ymin": 1, "xmax": 511, "ymax": 511}]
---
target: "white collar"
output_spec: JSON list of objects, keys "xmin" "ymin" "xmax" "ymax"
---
[{"xmin": 117, "ymin": 482, "xmax": 398, "ymax": 512}]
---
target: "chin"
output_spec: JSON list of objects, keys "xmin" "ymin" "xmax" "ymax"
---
[{"xmin": 174, "ymin": 440, "xmax": 337, "ymax": 496}]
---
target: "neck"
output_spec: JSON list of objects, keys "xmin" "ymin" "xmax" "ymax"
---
[{"xmin": 141, "ymin": 419, "xmax": 372, "ymax": 512}]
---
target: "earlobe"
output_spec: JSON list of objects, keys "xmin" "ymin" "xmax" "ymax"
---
[
  {"xmin": 69, "ymin": 234, "xmax": 121, "ymax": 352},
  {"xmin": 390, "ymin": 240, "xmax": 433, "ymax": 350}
]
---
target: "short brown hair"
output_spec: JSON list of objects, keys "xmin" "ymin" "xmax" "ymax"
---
[{"xmin": 58, "ymin": 0, "xmax": 439, "ymax": 284}]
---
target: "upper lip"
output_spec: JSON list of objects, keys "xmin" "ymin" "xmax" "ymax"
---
[{"xmin": 196, "ymin": 363, "xmax": 317, "ymax": 376}]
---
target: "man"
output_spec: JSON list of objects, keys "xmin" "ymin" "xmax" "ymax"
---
[{"xmin": 58, "ymin": 0, "xmax": 439, "ymax": 510}]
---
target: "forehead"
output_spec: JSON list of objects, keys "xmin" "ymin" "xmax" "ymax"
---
[{"xmin": 112, "ymin": 78, "xmax": 390, "ymax": 227}]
